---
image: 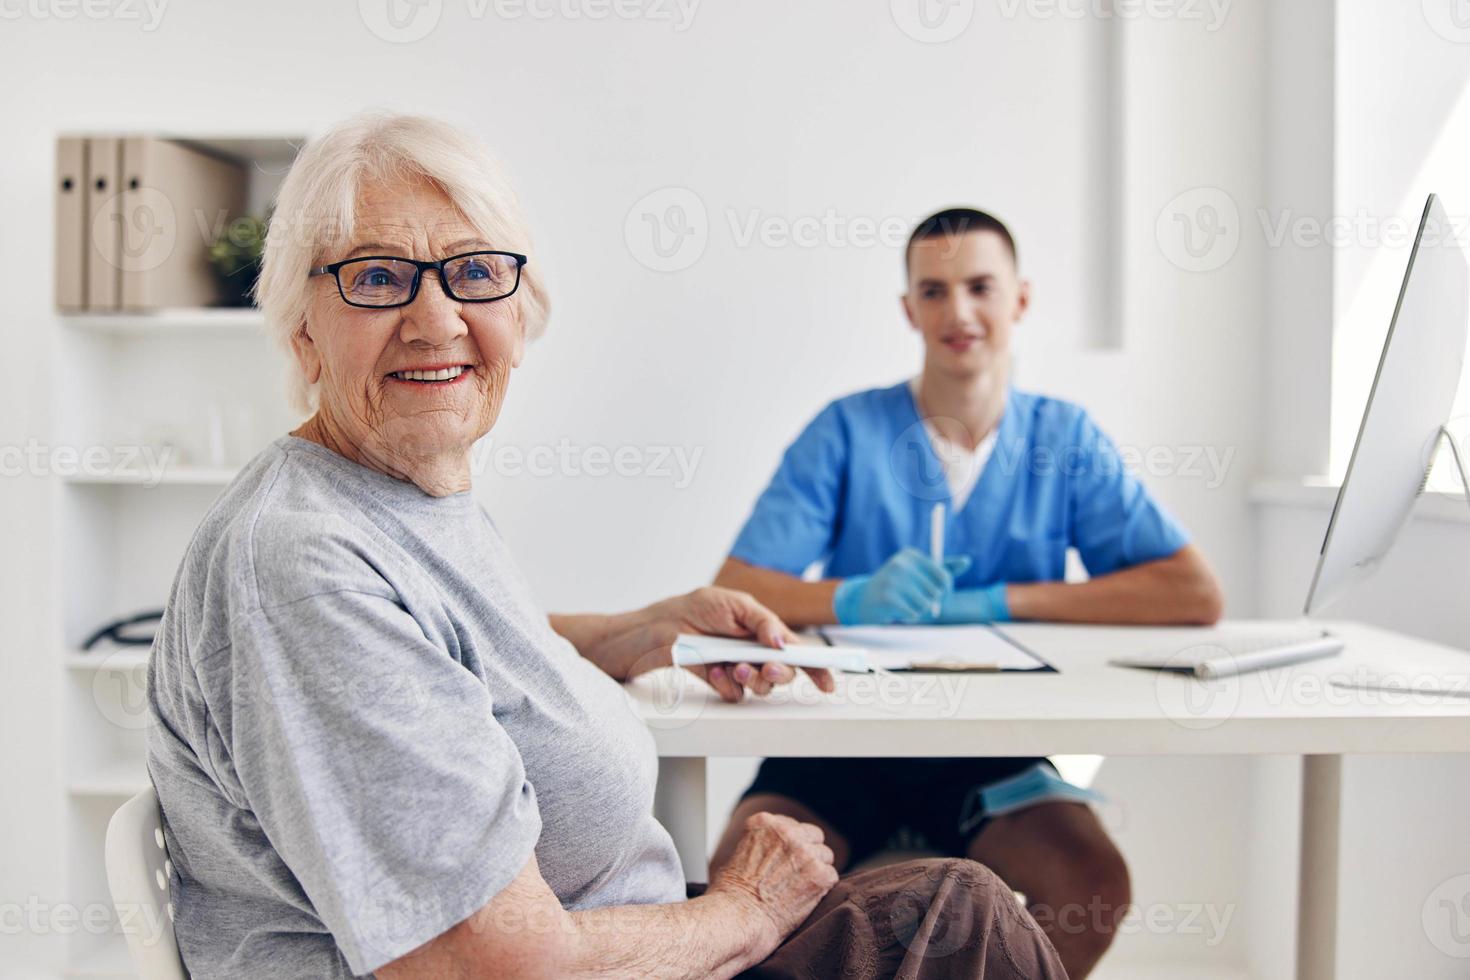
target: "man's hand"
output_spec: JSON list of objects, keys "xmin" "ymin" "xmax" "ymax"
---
[
  {"xmin": 933, "ymin": 583, "xmax": 1012, "ymax": 624},
  {"xmin": 831, "ymin": 548, "xmax": 972, "ymax": 625}
]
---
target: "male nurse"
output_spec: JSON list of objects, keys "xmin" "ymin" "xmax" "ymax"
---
[{"xmin": 709, "ymin": 208, "xmax": 1224, "ymax": 979}]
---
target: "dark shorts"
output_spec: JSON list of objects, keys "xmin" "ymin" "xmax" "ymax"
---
[{"xmin": 741, "ymin": 756, "xmax": 1058, "ymax": 866}]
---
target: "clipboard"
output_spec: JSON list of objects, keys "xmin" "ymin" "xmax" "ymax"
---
[{"xmin": 817, "ymin": 624, "xmax": 1057, "ymax": 673}]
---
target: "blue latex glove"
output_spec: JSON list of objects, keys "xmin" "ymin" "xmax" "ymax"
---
[
  {"xmin": 933, "ymin": 582, "xmax": 1012, "ymax": 624},
  {"xmin": 833, "ymin": 548, "xmax": 972, "ymax": 625}
]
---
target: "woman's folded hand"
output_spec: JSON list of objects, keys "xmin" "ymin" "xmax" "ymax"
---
[{"xmin": 707, "ymin": 811, "xmax": 840, "ymax": 962}]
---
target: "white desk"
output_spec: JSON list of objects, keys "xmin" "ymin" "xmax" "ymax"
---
[{"xmin": 630, "ymin": 620, "xmax": 1470, "ymax": 980}]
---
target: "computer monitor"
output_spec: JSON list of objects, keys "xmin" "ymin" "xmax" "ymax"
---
[{"xmin": 1305, "ymin": 194, "xmax": 1470, "ymax": 615}]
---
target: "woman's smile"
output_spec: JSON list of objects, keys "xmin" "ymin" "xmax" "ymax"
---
[{"xmin": 385, "ymin": 362, "xmax": 476, "ymax": 387}]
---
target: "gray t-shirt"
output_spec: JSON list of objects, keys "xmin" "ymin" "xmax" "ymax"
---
[{"xmin": 146, "ymin": 435, "xmax": 685, "ymax": 978}]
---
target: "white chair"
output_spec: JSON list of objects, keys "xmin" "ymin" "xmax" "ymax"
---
[{"xmin": 105, "ymin": 787, "xmax": 189, "ymax": 980}]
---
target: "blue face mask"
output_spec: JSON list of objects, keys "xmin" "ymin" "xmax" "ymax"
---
[{"xmin": 958, "ymin": 763, "xmax": 1107, "ymax": 835}]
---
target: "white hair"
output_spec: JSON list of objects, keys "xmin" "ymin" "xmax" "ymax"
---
[{"xmin": 255, "ymin": 110, "xmax": 550, "ymax": 414}]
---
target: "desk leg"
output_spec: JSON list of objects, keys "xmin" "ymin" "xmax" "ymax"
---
[
  {"xmin": 655, "ymin": 756, "xmax": 709, "ymax": 884},
  {"xmin": 1297, "ymin": 754, "xmax": 1342, "ymax": 980}
]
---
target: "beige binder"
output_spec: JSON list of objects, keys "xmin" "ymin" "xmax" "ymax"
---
[
  {"xmin": 84, "ymin": 136, "xmax": 122, "ymax": 310},
  {"xmin": 119, "ymin": 138, "xmax": 248, "ymax": 310},
  {"xmin": 54, "ymin": 137, "xmax": 88, "ymax": 311}
]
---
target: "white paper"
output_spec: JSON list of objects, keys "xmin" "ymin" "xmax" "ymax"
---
[
  {"xmin": 672, "ymin": 634, "xmax": 871, "ymax": 672},
  {"xmin": 818, "ymin": 624, "xmax": 1048, "ymax": 672}
]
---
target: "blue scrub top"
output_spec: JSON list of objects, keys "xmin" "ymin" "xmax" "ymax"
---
[{"xmin": 730, "ymin": 382, "xmax": 1190, "ymax": 587}]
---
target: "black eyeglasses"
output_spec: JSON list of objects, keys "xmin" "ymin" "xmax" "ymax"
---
[{"xmin": 309, "ymin": 250, "xmax": 528, "ymax": 309}]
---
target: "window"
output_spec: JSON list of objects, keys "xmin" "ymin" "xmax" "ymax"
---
[{"xmin": 1332, "ymin": 2, "xmax": 1470, "ymax": 494}]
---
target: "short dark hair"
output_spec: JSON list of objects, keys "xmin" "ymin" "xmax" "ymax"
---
[{"xmin": 905, "ymin": 207, "xmax": 1018, "ymax": 277}]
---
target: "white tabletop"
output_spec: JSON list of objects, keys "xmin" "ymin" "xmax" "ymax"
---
[{"xmin": 627, "ymin": 620, "xmax": 1470, "ymax": 757}]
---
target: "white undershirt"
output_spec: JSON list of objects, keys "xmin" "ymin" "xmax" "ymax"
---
[{"xmin": 909, "ymin": 377, "xmax": 999, "ymax": 512}]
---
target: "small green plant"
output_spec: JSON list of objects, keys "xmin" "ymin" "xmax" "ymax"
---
[{"xmin": 209, "ymin": 213, "xmax": 268, "ymax": 307}]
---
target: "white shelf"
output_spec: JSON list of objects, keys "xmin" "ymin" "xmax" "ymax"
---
[
  {"xmin": 68, "ymin": 764, "xmax": 149, "ymax": 799},
  {"xmin": 63, "ymin": 466, "xmax": 239, "ymax": 487},
  {"xmin": 61, "ymin": 308, "xmax": 265, "ymax": 335},
  {"xmin": 52, "ymin": 132, "xmax": 303, "ymax": 980}
]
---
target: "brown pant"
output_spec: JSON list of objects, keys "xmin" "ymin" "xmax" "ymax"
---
[{"xmin": 707, "ymin": 858, "xmax": 1070, "ymax": 979}]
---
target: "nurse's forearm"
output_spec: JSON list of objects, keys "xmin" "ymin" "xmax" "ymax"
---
[
  {"xmin": 1005, "ymin": 546, "xmax": 1223, "ymax": 625},
  {"xmin": 714, "ymin": 558, "xmax": 841, "ymax": 627}
]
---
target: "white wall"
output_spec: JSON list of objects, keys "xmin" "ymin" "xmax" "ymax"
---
[
  {"xmin": 0, "ymin": 0, "xmax": 1339, "ymax": 975},
  {"xmin": 1248, "ymin": 1, "xmax": 1470, "ymax": 977}
]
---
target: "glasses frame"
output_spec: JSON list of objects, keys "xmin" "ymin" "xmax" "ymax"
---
[{"xmin": 308, "ymin": 249, "xmax": 528, "ymax": 309}]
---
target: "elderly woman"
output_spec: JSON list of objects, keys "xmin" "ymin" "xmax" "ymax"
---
[{"xmin": 145, "ymin": 112, "xmax": 1066, "ymax": 980}]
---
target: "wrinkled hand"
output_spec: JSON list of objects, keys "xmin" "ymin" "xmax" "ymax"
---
[
  {"xmin": 708, "ymin": 812, "xmax": 840, "ymax": 962},
  {"xmin": 832, "ymin": 548, "xmax": 972, "ymax": 625},
  {"xmin": 621, "ymin": 587, "xmax": 836, "ymax": 702}
]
